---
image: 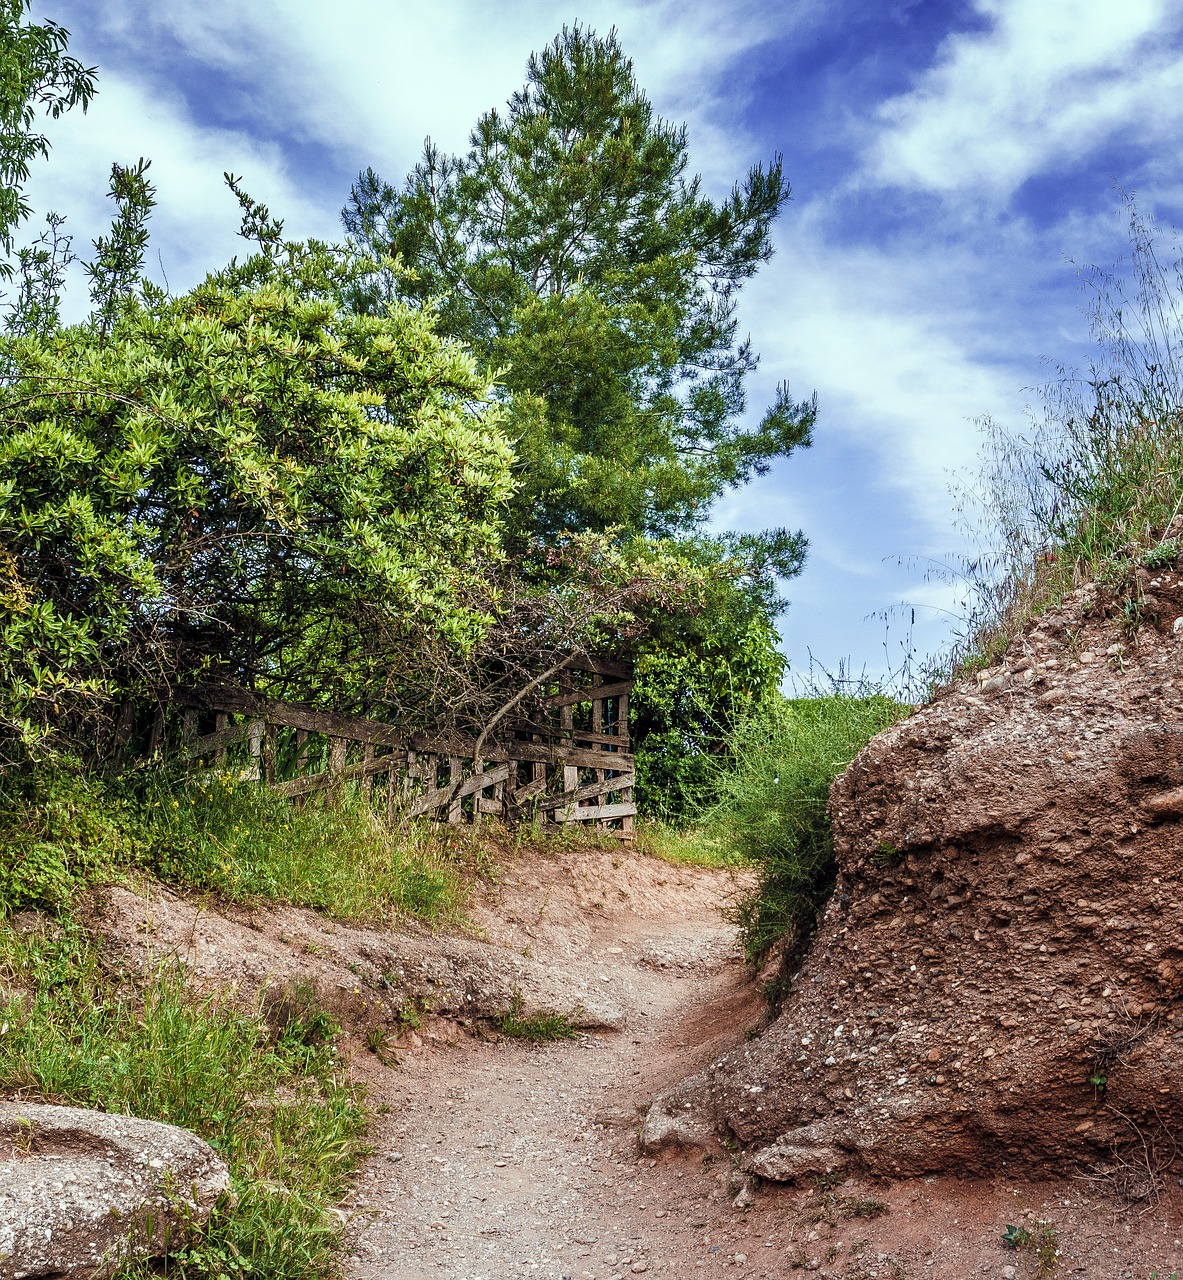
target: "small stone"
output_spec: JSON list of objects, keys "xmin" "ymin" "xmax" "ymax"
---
[
  {"xmin": 1002, "ymin": 1267, "xmax": 1017, "ymax": 1280},
  {"xmin": 630, "ymin": 1264, "xmax": 649, "ymax": 1274},
  {"xmin": 734, "ymin": 1253, "xmax": 747, "ymax": 1265},
  {"xmin": 1174, "ymin": 615, "xmax": 1183, "ymax": 635}
]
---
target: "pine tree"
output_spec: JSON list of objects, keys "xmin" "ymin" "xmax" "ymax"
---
[{"xmin": 343, "ymin": 24, "xmax": 813, "ymax": 545}]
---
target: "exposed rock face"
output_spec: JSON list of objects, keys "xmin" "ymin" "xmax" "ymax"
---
[
  {"xmin": 646, "ymin": 569, "xmax": 1183, "ymax": 1186},
  {"xmin": 0, "ymin": 1102, "xmax": 231, "ymax": 1278}
]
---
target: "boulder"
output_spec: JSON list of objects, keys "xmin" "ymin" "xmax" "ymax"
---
[
  {"xmin": 648, "ymin": 574, "xmax": 1183, "ymax": 1185},
  {"xmin": 0, "ymin": 1102, "xmax": 231, "ymax": 1278}
]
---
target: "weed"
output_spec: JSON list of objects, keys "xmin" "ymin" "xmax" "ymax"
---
[
  {"xmin": 1002, "ymin": 1218, "xmax": 1060, "ymax": 1277},
  {"xmin": 873, "ymin": 841, "xmax": 904, "ymax": 866},
  {"xmin": 0, "ymin": 762, "xmax": 471, "ymax": 927},
  {"xmin": 0, "ymin": 921, "xmax": 366, "ymax": 1278},
  {"xmin": 493, "ymin": 992, "xmax": 578, "ymax": 1042},
  {"xmin": 803, "ymin": 1186, "xmax": 887, "ymax": 1226},
  {"xmin": 396, "ymin": 997, "xmax": 427, "ymax": 1032},
  {"xmin": 633, "ymin": 821, "xmax": 747, "ymax": 869},
  {"xmin": 927, "ymin": 200, "xmax": 1183, "ymax": 684},
  {"xmin": 1139, "ymin": 538, "xmax": 1181, "ymax": 571},
  {"xmin": 364, "ymin": 1024, "xmax": 399, "ymax": 1067},
  {"xmin": 710, "ymin": 689, "xmax": 905, "ymax": 964}
]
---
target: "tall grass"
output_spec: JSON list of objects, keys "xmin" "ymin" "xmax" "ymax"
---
[
  {"xmin": 0, "ymin": 763, "xmax": 467, "ymax": 925},
  {"xmin": 709, "ymin": 690, "xmax": 905, "ymax": 964},
  {"xmin": 0, "ymin": 921, "xmax": 366, "ymax": 1278},
  {"xmin": 934, "ymin": 200, "xmax": 1183, "ymax": 679}
]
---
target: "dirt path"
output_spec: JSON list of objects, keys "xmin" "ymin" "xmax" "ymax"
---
[
  {"xmin": 338, "ymin": 848, "xmax": 1183, "ymax": 1280},
  {"xmin": 340, "ymin": 849, "xmax": 769, "ymax": 1279}
]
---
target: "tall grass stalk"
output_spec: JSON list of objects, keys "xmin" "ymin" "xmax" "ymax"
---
[{"xmin": 935, "ymin": 200, "xmax": 1183, "ymax": 680}]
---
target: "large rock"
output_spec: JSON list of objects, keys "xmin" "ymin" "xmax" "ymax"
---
[
  {"xmin": 0, "ymin": 1102, "xmax": 231, "ymax": 1278},
  {"xmin": 646, "ymin": 569, "xmax": 1183, "ymax": 1186}
]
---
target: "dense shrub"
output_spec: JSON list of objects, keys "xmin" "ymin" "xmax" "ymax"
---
[{"xmin": 710, "ymin": 691, "xmax": 904, "ymax": 964}]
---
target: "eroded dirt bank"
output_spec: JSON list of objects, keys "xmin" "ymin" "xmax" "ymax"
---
[
  {"xmin": 332, "ymin": 846, "xmax": 1181, "ymax": 1280},
  {"xmin": 648, "ymin": 573, "xmax": 1183, "ymax": 1205}
]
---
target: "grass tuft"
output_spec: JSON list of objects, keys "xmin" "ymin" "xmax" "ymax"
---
[
  {"xmin": 493, "ymin": 992, "xmax": 579, "ymax": 1042},
  {"xmin": 708, "ymin": 689, "xmax": 905, "ymax": 964}
]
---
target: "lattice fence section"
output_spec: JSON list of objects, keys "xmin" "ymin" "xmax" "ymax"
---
[{"xmin": 151, "ymin": 658, "xmax": 635, "ymax": 834}]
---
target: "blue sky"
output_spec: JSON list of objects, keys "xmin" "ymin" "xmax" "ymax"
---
[{"xmin": 24, "ymin": 0, "xmax": 1183, "ymax": 683}]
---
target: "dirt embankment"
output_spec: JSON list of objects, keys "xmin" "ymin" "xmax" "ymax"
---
[
  {"xmin": 647, "ymin": 564, "xmax": 1183, "ymax": 1211},
  {"xmin": 80, "ymin": 822, "xmax": 1183, "ymax": 1276}
]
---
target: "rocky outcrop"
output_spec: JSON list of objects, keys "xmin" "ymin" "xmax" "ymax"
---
[
  {"xmin": 0, "ymin": 1102, "xmax": 231, "ymax": 1278},
  {"xmin": 646, "ymin": 562, "xmax": 1183, "ymax": 1187}
]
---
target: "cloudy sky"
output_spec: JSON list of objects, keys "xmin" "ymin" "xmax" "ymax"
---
[{"xmin": 24, "ymin": 0, "xmax": 1183, "ymax": 684}]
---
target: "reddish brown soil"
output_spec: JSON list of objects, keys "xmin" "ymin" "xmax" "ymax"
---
[
  {"xmin": 648, "ymin": 567, "xmax": 1183, "ymax": 1208},
  {"xmin": 338, "ymin": 845, "xmax": 1183, "ymax": 1279}
]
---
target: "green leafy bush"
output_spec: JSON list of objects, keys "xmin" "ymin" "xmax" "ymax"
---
[
  {"xmin": 0, "ymin": 171, "xmax": 514, "ymax": 761},
  {"xmin": 710, "ymin": 691, "xmax": 904, "ymax": 963}
]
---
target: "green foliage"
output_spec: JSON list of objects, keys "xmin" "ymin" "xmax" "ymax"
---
[
  {"xmin": 0, "ymin": 922, "xmax": 366, "ymax": 1278},
  {"xmin": 494, "ymin": 992, "xmax": 578, "ymax": 1042},
  {"xmin": 141, "ymin": 774, "xmax": 465, "ymax": 924},
  {"xmin": 0, "ymin": 168, "xmax": 514, "ymax": 757},
  {"xmin": 0, "ymin": 762, "xmax": 468, "ymax": 926},
  {"xmin": 710, "ymin": 690, "xmax": 905, "ymax": 963},
  {"xmin": 344, "ymin": 30, "xmax": 813, "ymax": 815},
  {"xmin": 629, "ymin": 532, "xmax": 798, "ymax": 820},
  {"xmin": 935, "ymin": 200, "xmax": 1183, "ymax": 682},
  {"xmin": 632, "ymin": 820, "xmax": 744, "ymax": 869},
  {"xmin": 343, "ymin": 23, "xmax": 813, "ymax": 545},
  {"xmin": 0, "ymin": 2, "xmax": 95, "ymax": 264},
  {"xmin": 1002, "ymin": 1220, "xmax": 1060, "ymax": 1277}
]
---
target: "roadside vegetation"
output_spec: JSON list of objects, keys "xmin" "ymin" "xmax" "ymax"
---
[
  {"xmin": 0, "ymin": 765, "xmax": 469, "ymax": 924},
  {"xmin": 932, "ymin": 199, "xmax": 1183, "ymax": 682},
  {"xmin": 0, "ymin": 920, "xmax": 366, "ymax": 1279},
  {"xmin": 708, "ymin": 689, "xmax": 905, "ymax": 964}
]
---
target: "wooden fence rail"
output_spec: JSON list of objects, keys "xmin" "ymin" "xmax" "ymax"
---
[{"xmin": 149, "ymin": 657, "xmax": 635, "ymax": 835}]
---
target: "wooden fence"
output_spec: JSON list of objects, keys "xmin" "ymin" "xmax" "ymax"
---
[{"xmin": 151, "ymin": 658, "xmax": 635, "ymax": 835}]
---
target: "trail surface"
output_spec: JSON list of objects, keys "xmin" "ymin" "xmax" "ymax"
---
[
  {"xmin": 341, "ymin": 847, "xmax": 765, "ymax": 1279},
  {"xmin": 339, "ymin": 846, "xmax": 1183, "ymax": 1280}
]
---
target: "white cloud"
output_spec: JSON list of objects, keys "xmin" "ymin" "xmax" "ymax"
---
[
  {"xmin": 58, "ymin": 0, "xmax": 791, "ymax": 195},
  {"xmin": 22, "ymin": 69, "xmax": 336, "ymax": 318},
  {"xmin": 870, "ymin": 0, "xmax": 1183, "ymax": 199}
]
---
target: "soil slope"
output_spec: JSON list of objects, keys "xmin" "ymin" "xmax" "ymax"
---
[{"xmin": 645, "ymin": 569, "xmax": 1183, "ymax": 1209}]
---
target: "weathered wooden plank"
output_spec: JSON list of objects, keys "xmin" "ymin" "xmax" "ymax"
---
[
  {"xmin": 175, "ymin": 720, "xmax": 256, "ymax": 762},
  {"xmin": 405, "ymin": 763, "xmax": 513, "ymax": 818},
  {"xmin": 271, "ymin": 749, "xmax": 406, "ymax": 799},
  {"xmin": 505, "ymin": 740, "xmax": 632, "ymax": 769},
  {"xmin": 171, "ymin": 687, "xmax": 410, "ymax": 748},
  {"xmin": 563, "ymin": 656, "xmax": 632, "ymax": 679},
  {"xmin": 555, "ymin": 802, "xmax": 636, "ymax": 822},
  {"xmin": 511, "ymin": 775, "xmax": 549, "ymax": 806},
  {"xmin": 513, "ymin": 722, "xmax": 630, "ymax": 748},
  {"xmin": 536, "ymin": 774, "xmax": 635, "ymax": 812},
  {"xmin": 546, "ymin": 680, "xmax": 631, "ymax": 709}
]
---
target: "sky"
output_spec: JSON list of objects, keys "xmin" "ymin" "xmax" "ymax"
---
[{"xmin": 23, "ymin": 0, "xmax": 1183, "ymax": 685}]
